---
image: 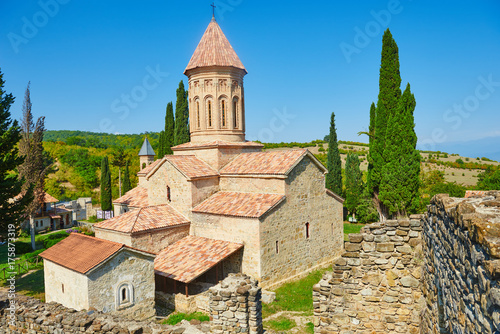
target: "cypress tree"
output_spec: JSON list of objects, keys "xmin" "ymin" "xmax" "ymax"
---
[
  {"xmin": 122, "ymin": 161, "xmax": 132, "ymax": 194},
  {"xmin": 379, "ymin": 83, "xmax": 419, "ymax": 216},
  {"xmin": 326, "ymin": 112, "xmax": 342, "ymax": 195},
  {"xmin": 157, "ymin": 131, "xmax": 165, "ymax": 158},
  {"xmin": 100, "ymin": 156, "xmax": 112, "ymax": 211},
  {"xmin": 174, "ymin": 81, "xmax": 189, "ymax": 145},
  {"xmin": 366, "ymin": 102, "xmax": 376, "ymax": 192},
  {"xmin": 371, "ymin": 29, "xmax": 401, "ymax": 195},
  {"xmin": 165, "ymin": 102, "xmax": 175, "ymax": 154},
  {"xmin": 345, "ymin": 153, "xmax": 363, "ymax": 218},
  {"xmin": 0, "ymin": 69, "xmax": 31, "ymax": 233}
]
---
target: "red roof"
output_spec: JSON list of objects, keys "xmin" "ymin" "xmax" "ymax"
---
[
  {"xmin": 193, "ymin": 191, "xmax": 285, "ymax": 218},
  {"xmin": 94, "ymin": 204, "xmax": 189, "ymax": 234},
  {"xmin": 185, "ymin": 19, "xmax": 246, "ymax": 74},
  {"xmin": 166, "ymin": 155, "xmax": 218, "ymax": 180},
  {"xmin": 113, "ymin": 187, "xmax": 149, "ymax": 207},
  {"xmin": 138, "ymin": 158, "xmax": 162, "ymax": 175},
  {"xmin": 40, "ymin": 233, "xmax": 153, "ymax": 274},
  {"xmin": 154, "ymin": 235, "xmax": 243, "ymax": 283}
]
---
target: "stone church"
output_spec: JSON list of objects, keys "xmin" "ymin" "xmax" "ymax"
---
[{"xmin": 41, "ymin": 17, "xmax": 344, "ymax": 316}]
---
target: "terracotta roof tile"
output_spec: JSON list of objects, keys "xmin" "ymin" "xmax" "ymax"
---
[
  {"xmin": 138, "ymin": 159, "xmax": 162, "ymax": 175},
  {"xmin": 94, "ymin": 204, "xmax": 189, "ymax": 234},
  {"xmin": 193, "ymin": 191, "xmax": 285, "ymax": 218},
  {"xmin": 220, "ymin": 149, "xmax": 308, "ymax": 175},
  {"xmin": 154, "ymin": 235, "xmax": 243, "ymax": 283},
  {"xmin": 185, "ymin": 19, "xmax": 246, "ymax": 74},
  {"xmin": 172, "ymin": 140, "xmax": 263, "ymax": 151},
  {"xmin": 166, "ymin": 155, "xmax": 218, "ymax": 179},
  {"xmin": 465, "ymin": 190, "xmax": 487, "ymax": 198},
  {"xmin": 40, "ymin": 233, "xmax": 124, "ymax": 274},
  {"xmin": 113, "ymin": 187, "xmax": 149, "ymax": 207},
  {"xmin": 41, "ymin": 191, "xmax": 58, "ymax": 203}
]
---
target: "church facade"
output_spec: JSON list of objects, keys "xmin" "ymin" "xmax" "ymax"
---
[{"xmin": 41, "ymin": 17, "xmax": 344, "ymax": 316}]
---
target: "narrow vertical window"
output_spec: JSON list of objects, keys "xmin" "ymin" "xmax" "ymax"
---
[
  {"xmin": 197, "ymin": 101, "xmax": 200, "ymax": 128},
  {"xmin": 221, "ymin": 100, "xmax": 226, "ymax": 127},
  {"xmin": 121, "ymin": 287, "xmax": 127, "ymax": 302},
  {"xmin": 233, "ymin": 100, "xmax": 238, "ymax": 128},
  {"xmin": 306, "ymin": 222, "xmax": 310, "ymax": 239},
  {"xmin": 275, "ymin": 241, "xmax": 279, "ymax": 254},
  {"xmin": 208, "ymin": 101, "xmax": 212, "ymax": 127},
  {"xmin": 62, "ymin": 283, "xmax": 64, "ymax": 293},
  {"xmin": 167, "ymin": 186, "xmax": 171, "ymax": 202}
]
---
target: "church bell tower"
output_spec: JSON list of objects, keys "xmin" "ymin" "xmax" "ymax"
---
[{"xmin": 184, "ymin": 17, "xmax": 247, "ymax": 143}]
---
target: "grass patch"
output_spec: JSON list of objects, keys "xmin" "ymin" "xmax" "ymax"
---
[
  {"xmin": 262, "ymin": 267, "xmax": 329, "ymax": 318},
  {"xmin": 265, "ymin": 316, "xmax": 297, "ymax": 331},
  {"xmin": 305, "ymin": 321, "xmax": 314, "ymax": 333},
  {"xmin": 0, "ymin": 269, "xmax": 45, "ymax": 301},
  {"xmin": 163, "ymin": 312, "xmax": 210, "ymax": 325},
  {"xmin": 343, "ymin": 223, "xmax": 365, "ymax": 241}
]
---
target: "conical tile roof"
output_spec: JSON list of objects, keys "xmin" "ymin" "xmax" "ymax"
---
[
  {"xmin": 184, "ymin": 18, "xmax": 246, "ymax": 74},
  {"xmin": 138, "ymin": 137, "xmax": 155, "ymax": 156}
]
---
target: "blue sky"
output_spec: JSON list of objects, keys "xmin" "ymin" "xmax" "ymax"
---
[{"xmin": 1, "ymin": 1, "xmax": 499, "ymax": 159}]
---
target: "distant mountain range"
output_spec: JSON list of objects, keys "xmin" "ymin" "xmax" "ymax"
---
[{"xmin": 433, "ymin": 136, "xmax": 500, "ymax": 163}]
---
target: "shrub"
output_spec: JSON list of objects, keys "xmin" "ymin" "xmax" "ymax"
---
[
  {"xmin": 164, "ymin": 312, "xmax": 209, "ymax": 326},
  {"xmin": 14, "ymin": 241, "xmax": 33, "ymax": 254}
]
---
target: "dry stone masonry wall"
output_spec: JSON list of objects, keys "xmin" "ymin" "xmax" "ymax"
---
[
  {"xmin": 313, "ymin": 217, "xmax": 425, "ymax": 333},
  {"xmin": 421, "ymin": 192, "xmax": 500, "ymax": 334},
  {"xmin": 209, "ymin": 273, "xmax": 263, "ymax": 334}
]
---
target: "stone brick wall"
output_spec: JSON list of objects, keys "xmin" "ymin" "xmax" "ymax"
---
[
  {"xmin": 421, "ymin": 192, "xmax": 500, "ymax": 333},
  {"xmin": 313, "ymin": 218, "xmax": 425, "ymax": 333},
  {"xmin": 209, "ymin": 273, "xmax": 263, "ymax": 334}
]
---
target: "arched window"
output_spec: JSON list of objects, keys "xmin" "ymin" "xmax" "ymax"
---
[
  {"xmin": 208, "ymin": 101, "xmax": 212, "ymax": 127},
  {"xmin": 233, "ymin": 100, "xmax": 238, "ymax": 128},
  {"xmin": 121, "ymin": 287, "xmax": 128, "ymax": 302},
  {"xmin": 305, "ymin": 222, "xmax": 310, "ymax": 239},
  {"xmin": 221, "ymin": 100, "xmax": 226, "ymax": 127},
  {"xmin": 196, "ymin": 101, "xmax": 200, "ymax": 128},
  {"xmin": 142, "ymin": 162, "xmax": 146, "ymax": 170},
  {"xmin": 116, "ymin": 282, "xmax": 134, "ymax": 309}
]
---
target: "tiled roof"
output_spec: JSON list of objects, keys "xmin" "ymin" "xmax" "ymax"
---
[
  {"xmin": 154, "ymin": 235, "xmax": 243, "ymax": 283},
  {"xmin": 138, "ymin": 137, "xmax": 155, "ymax": 156},
  {"xmin": 220, "ymin": 149, "xmax": 309, "ymax": 175},
  {"xmin": 193, "ymin": 191, "xmax": 285, "ymax": 218},
  {"xmin": 40, "ymin": 233, "xmax": 124, "ymax": 274},
  {"xmin": 41, "ymin": 191, "xmax": 58, "ymax": 203},
  {"xmin": 138, "ymin": 158, "xmax": 162, "ymax": 175},
  {"xmin": 94, "ymin": 204, "xmax": 189, "ymax": 234},
  {"xmin": 185, "ymin": 19, "xmax": 246, "ymax": 74},
  {"xmin": 113, "ymin": 187, "xmax": 149, "ymax": 207},
  {"xmin": 465, "ymin": 190, "xmax": 487, "ymax": 198},
  {"xmin": 166, "ymin": 155, "xmax": 218, "ymax": 180},
  {"xmin": 172, "ymin": 140, "xmax": 263, "ymax": 151}
]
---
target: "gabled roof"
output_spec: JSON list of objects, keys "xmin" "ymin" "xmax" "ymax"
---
[
  {"xmin": 172, "ymin": 140, "xmax": 263, "ymax": 151},
  {"xmin": 184, "ymin": 19, "xmax": 247, "ymax": 74},
  {"xmin": 220, "ymin": 149, "xmax": 326, "ymax": 176},
  {"xmin": 192, "ymin": 191, "xmax": 285, "ymax": 218},
  {"xmin": 94, "ymin": 204, "xmax": 189, "ymax": 234},
  {"xmin": 138, "ymin": 137, "xmax": 155, "ymax": 156},
  {"xmin": 113, "ymin": 186, "xmax": 149, "ymax": 207},
  {"xmin": 39, "ymin": 233, "xmax": 154, "ymax": 275},
  {"xmin": 144, "ymin": 155, "xmax": 219, "ymax": 181},
  {"xmin": 41, "ymin": 191, "xmax": 58, "ymax": 203},
  {"xmin": 154, "ymin": 235, "xmax": 243, "ymax": 283}
]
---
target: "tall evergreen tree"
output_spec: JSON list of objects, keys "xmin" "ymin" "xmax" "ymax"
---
[
  {"xmin": 379, "ymin": 83, "xmax": 420, "ymax": 216},
  {"xmin": 122, "ymin": 161, "xmax": 132, "ymax": 194},
  {"xmin": 157, "ymin": 131, "xmax": 165, "ymax": 158},
  {"xmin": 0, "ymin": 69, "xmax": 31, "ymax": 235},
  {"xmin": 371, "ymin": 29, "xmax": 401, "ymax": 196},
  {"xmin": 366, "ymin": 102, "xmax": 376, "ymax": 192},
  {"xmin": 344, "ymin": 153, "xmax": 363, "ymax": 218},
  {"xmin": 326, "ymin": 112, "xmax": 342, "ymax": 195},
  {"xmin": 111, "ymin": 146, "xmax": 127, "ymax": 198},
  {"xmin": 174, "ymin": 81, "xmax": 189, "ymax": 145},
  {"xmin": 100, "ymin": 156, "xmax": 112, "ymax": 211},
  {"xmin": 165, "ymin": 102, "xmax": 175, "ymax": 155}
]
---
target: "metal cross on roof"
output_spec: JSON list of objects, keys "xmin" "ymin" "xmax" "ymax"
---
[{"xmin": 211, "ymin": 2, "xmax": 216, "ymax": 19}]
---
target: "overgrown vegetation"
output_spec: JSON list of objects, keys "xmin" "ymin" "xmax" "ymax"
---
[
  {"xmin": 344, "ymin": 223, "xmax": 366, "ymax": 241},
  {"xmin": 163, "ymin": 312, "xmax": 210, "ymax": 325},
  {"xmin": 264, "ymin": 316, "xmax": 297, "ymax": 331}
]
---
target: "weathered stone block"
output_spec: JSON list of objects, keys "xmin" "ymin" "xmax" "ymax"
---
[{"xmin": 376, "ymin": 243, "xmax": 395, "ymax": 253}]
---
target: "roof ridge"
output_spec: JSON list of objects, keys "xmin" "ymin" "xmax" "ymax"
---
[{"xmin": 131, "ymin": 206, "xmax": 144, "ymax": 233}]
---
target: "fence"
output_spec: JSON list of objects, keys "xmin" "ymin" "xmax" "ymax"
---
[{"xmin": 0, "ymin": 255, "xmax": 42, "ymax": 280}]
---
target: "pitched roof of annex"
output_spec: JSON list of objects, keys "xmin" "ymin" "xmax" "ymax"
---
[
  {"xmin": 39, "ymin": 233, "xmax": 154, "ymax": 274},
  {"xmin": 113, "ymin": 186, "xmax": 149, "ymax": 207},
  {"xmin": 93, "ymin": 204, "xmax": 189, "ymax": 234},
  {"xmin": 142, "ymin": 155, "xmax": 219, "ymax": 181},
  {"xmin": 184, "ymin": 19, "xmax": 246, "ymax": 74},
  {"xmin": 154, "ymin": 235, "xmax": 243, "ymax": 283},
  {"xmin": 192, "ymin": 191, "xmax": 285, "ymax": 218}
]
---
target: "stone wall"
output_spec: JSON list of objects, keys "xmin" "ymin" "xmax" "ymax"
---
[
  {"xmin": 209, "ymin": 273, "xmax": 263, "ymax": 334},
  {"xmin": 421, "ymin": 192, "xmax": 500, "ymax": 333},
  {"xmin": 313, "ymin": 218, "xmax": 424, "ymax": 333}
]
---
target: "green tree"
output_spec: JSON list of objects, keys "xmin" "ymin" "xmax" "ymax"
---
[
  {"xmin": 100, "ymin": 156, "xmax": 112, "ymax": 211},
  {"xmin": 379, "ymin": 83, "xmax": 420, "ymax": 217},
  {"xmin": 370, "ymin": 29, "xmax": 402, "ymax": 218},
  {"xmin": 157, "ymin": 131, "xmax": 165, "ymax": 158},
  {"xmin": 111, "ymin": 146, "xmax": 127, "ymax": 197},
  {"xmin": 325, "ymin": 112, "xmax": 342, "ymax": 195},
  {"xmin": 174, "ymin": 81, "xmax": 189, "ymax": 145},
  {"xmin": 477, "ymin": 168, "xmax": 500, "ymax": 190},
  {"xmin": 122, "ymin": 161, "xmax": 132, "ymax": 194},
  {"xmin": 165, "ymin": 102, "xmax": 175, "ymax": 155},
  {"xmin": 344, "ymin": 153, "xmax": 363, "ymax": 218},
  {"xmin": 0, "ymin": 69, "xmax": 32, "ymax": 235},
  {"xmin": 366, "ymin": 102, "xmax": 376, "ymax": 192}
]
